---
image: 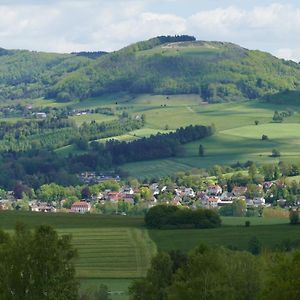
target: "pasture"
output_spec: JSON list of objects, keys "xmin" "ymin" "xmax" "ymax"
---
[
  {"xmin": 10, "ymin": 93, "xmax": 300, "ymax": 178},
  {"xmin": 112, "ymin": 95, "xmax": 300, "ymax": 178}
]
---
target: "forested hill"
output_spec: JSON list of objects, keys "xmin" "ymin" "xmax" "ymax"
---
[{"xmin": 1, "ymin": 35, "xmax": 300, "ymax": 103}]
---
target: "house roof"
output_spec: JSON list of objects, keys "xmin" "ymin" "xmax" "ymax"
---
[{"xmin": 72, "ymin": 201, "xmax": 89, "ymax": 208}]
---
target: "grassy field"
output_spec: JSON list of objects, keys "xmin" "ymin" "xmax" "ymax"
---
[
  {"xmin": 6, "ymin": 94, "xmax": 300, "ymax": 178},
  {"xmin": 1, "ymin": 211, "xmax": 298, "ymax": 299},
  {"xmin": 113, "ymin": 95, "xmax": 300, "ymax": 178}
]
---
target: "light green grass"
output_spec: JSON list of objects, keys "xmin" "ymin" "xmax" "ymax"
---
[
  {"xmin": 149, "ymin": 217, "xmax": 296, "ymax": 253},
  {"xmin": 59, "ymin": 228, "xmax": 156, "ymax": 279},
  {"xmin": 69, "ymin": 113, "xmax": 117, "ymax": 125}
]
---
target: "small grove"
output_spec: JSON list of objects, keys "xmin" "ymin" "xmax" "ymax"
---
[{"xmin": 145, "ymin": 205, "xmax": 221, "ymax": 229}]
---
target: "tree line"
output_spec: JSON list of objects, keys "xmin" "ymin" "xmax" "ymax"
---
[{"xmin": 145, "ymin": 205, "xmax": 221, "ymax": 229}]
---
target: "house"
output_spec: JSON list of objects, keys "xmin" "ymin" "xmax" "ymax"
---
[
  {"xmin": 106, "ymin": 192, "xmax": 121, "ymax": 203},
  {"xmin": 253, "ymin": 197, "xmax": 266, "ymax": 206},
  {"xmin": 217, "ymin": 200, "xmax": 233, "ymax": 207},
  {"xmin": 220, "ymin": 192, "xmax": 233, "ymax": 201},
  {"xmin": 208, "ymin": 197, "xmax": 220, "ymax": 208},
  {"xmin": 121, "ymin": 186, "xmax": 134, "ymax": 195},
  {"xmin": 150, "ymin": 183, "xmax": 160, "ymax": 195},
  {"xmin": 184, "ymin": 188, "xmax": 195, "ymax": 198},
  {"xmin": 171, "ymin": 198, "xmax": 182, "ymax": 206},
  {"xmin": 71, "ymin": 201, "xmax": 91, "ymax": 213},
  {"xmin": 232, "ymin": 186, "xmax": 247, "ymax": 197},
  {"xmin": 122, "ymin": 194, "xmax": 135, "ymax": 205},
  {"xmin": 207, "ymin": 185, "xmax": 222, "ymax": 196},
  {"xmin": 35, "ymin": 112, "xmax": 47, "ymax": 119},
  {"xmin": 31, "ymin": 203, "xmax": 56, "ymax": 213},
  {"xmin": 263, "ymin": 181, "xmax": 274, "ymax": 190}
]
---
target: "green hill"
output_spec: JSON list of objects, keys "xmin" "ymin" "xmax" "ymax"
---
[{"xmin": 1, "ymin": 35, "xmax": 300, "ymax": 103}]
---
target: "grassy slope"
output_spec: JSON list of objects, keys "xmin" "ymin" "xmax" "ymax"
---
[
  {"xmin": 117, "ymin": 96, "xmax": 300, "ymax": 178},
  {"xmin": 4, "ymin": 93, "xmax": 300, "ymax": 178}
]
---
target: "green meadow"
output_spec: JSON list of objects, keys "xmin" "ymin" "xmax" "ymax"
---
[
  {"xmin": 0, "ymin": 211, "xmax": 297, "ymax": 299},
  {"xmin": 4, "ymin": 93, "xmax": 300, "ymax": 178}
]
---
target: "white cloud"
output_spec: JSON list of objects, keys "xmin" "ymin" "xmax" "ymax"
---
[{"xmin": 0, "ymin": 1, "xmax": 300, "ymax": 61}]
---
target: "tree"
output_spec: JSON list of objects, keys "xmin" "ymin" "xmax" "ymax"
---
[
  {"xmin": 262, "ymin": 250, "xmax": 300, "ymax": 299},
  {"xmin": 81, "ymin": 187, "xmax": 91, "ymax": 199},
  {"xmin": 261, "ymin": 134, "xmax": 268, "ymax": 140},
  {"xmin": 129, "ymin": 252, "xmax": 173, "ymax": 300},
  {"xmin": 232, "ymin": 199, "xmax": 247, "ymax": 217},
  {"xmin": 248, "ymin": 163, "xmax": 257, "ymax": 179},
  {"xmin": 248, "ymin": 236, "xmax": 261, "ymax": 255},
  {"xmin": 271, "ymin": 149, "xmax": 281, "ymax": 157},
  {"xmin": 167, "ymin": 245, "xmax": 262, "ymax": 300},
  {"xmin": 289, "ymin": 209, "xmax": 299, "ymax": 225},
  {"xmin": 0, "ymin": 224, "xmax": 78, "ymax": 300},
  {"xmin": 198, "ymin": 144, "xmax": 205, "ymax": 157},
  {"xmin": 254, "ymin": 120, "xmax": 259, "ymax": 125},
  {"xmin": 273, "ymin": 111, "xmax": 283, "ymax": 122}
]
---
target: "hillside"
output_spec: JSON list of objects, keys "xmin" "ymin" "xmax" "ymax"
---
[{"xmin": 1, "ymin": 35, "xmax": 300, "ymax": 103}]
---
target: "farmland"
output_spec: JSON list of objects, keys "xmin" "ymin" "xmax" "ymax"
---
[
  {"xmin": 2, "ymin": 92, "xmax": 300, "ymax": 179},
  {"xmin": 0, "ymin": 211, "xmax": 298, "ymax": 299}
]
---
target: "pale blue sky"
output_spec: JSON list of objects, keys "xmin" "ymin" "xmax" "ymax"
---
[{"xmin": 0, "ymin": 0, "xmax": 300, "ymax": 61}]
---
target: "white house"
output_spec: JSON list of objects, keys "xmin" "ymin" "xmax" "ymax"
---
[
  {"xmin": 207, "ymin": 185, "xmax": 222, "ymax": 196},
  {"xmin": 71, "ymin": 201, "xmax": 91, "ymax": 213}
]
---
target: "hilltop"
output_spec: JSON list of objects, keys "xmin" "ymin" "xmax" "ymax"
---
[{"xmin": 1, "ymin": 35, "xmax": 300, "ymax": 103}]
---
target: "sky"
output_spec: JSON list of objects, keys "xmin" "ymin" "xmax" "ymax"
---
[{"xmin": 1, "ymin": 0, "xmax": 300, "ymax": 61}]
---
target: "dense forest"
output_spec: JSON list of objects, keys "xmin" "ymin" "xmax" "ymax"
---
[{"xmin": 1, "ymin": 35, "xmax": 300, "ymax": 103}]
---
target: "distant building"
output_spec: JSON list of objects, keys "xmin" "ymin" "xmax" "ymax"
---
[
  {"xmin": 35, "ymin": 112, "xmax": 47, "ymax": 119},
  {"xmin": 207, "ymin": 185, "xmax": 222, "ymax": 196},
  {"xmin": 232, "ymin": 186, "xmax": 247, "ymax": 197},
  {"xmin": 71, "ymin": 201, "xmax": 91, "ymax": 213}
]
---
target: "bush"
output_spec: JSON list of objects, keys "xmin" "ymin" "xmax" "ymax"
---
[
  {"xmin": 245, "ymin": 220, "xmax": 251, "ymax": 227},
  {"xmin": 289, "ymin": 209, "xmax": 299, "ymax": 225}
]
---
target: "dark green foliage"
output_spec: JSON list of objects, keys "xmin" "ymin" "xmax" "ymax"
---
[
  {"xmin": 129, "ymin": 252, "xmax": 173, "ymax": 300},
  {"xmin": 245, "ymin": 220, "xmax": 251, "ymax": 227},
  {"xmin": 248, "ymin": 236, "xmax": 262, "ymax": 255},
  {"xmin": 289, "ymin": 209, "xmax": 299, "ymax": 225},
  {"xmin": 272, "ymin": 110, "xmax": 283, "ymax": 122},
  {"xmin": 0, "ymin": 224, "xmax": 78, "ymax": 300},
  {"xmin": 106, "ymin": 124, "xmax": 212, "ymax": 164},
  {"xmin": 261, "ymin": 134, "xmax": 268, "ymax": 140},
  {"xmin": 130, "ymin": 245, "xmax": 262, "ymax": 300},
  {"xmin": 198, "ymin": 144, "xmax": 205, "ymax": 157},
  {"xmin": 261, "ymin": 250, "xmax": 300, "ymax": 299},
  {"xmin": 144, "ymin": 205, "xmax": 221, "ymax": 229}
]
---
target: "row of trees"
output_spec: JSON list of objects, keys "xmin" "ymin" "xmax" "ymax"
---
[{"xmin": 0, "ymin": 116, "xmax": 144, "ymax": 153}]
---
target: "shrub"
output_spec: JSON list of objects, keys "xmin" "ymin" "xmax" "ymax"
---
[{"xmin": 289, "ymin": 209, "xmax": 299, "ymax": 225}]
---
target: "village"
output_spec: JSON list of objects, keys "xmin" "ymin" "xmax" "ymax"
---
[{"xmin": 0, "ymin": 173, "xmax": 296, "ymax": 217}]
